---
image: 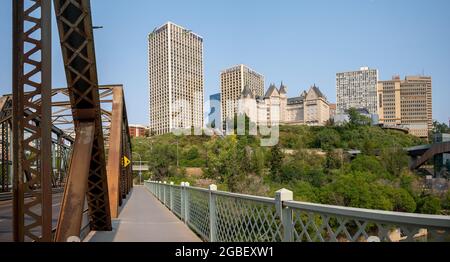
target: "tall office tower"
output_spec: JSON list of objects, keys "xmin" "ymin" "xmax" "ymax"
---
[
  {"xmin": 148, "ymin": 22, "xmax": 204, "ymax": 135},
  {"xmin": 336, "ymin": 67, "xmax": 379, "ymax": 115},
  {"xmin": 377, "ymin": 76, "xmax": 432, "ymax": 138},
  {"xmin": 220, "ymin": 64, "xmax": 264, "ymax": 128}
]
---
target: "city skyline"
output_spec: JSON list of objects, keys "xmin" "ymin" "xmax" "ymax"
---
[{"xmin": 0, "ymin": 0, "xmax": 449, "ymax": 126}]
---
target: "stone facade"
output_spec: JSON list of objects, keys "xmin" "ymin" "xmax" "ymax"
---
[{"xmin": 238, "ymin": 83, "xmax": 330, "ymax": 127}]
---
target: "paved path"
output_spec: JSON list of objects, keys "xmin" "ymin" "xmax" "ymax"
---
[
  {"xmin": 0, "ymin": 194, "xmax": 63, "ymax": 242},
  {"xmin": 86, "ymin": 186, "xmax": 201, "ymax": 242}
]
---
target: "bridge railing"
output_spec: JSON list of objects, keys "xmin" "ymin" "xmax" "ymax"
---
[{"xmin": 144, "ymin": 181, "xmax": 450, "ymax": 242}]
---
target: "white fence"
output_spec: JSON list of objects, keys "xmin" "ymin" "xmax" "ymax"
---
[{"xmin": 144, "ymin": 181, "xmax": 450, "ymax": 242}]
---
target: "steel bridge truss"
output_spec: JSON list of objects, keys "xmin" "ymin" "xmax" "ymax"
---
[
  {"xmin": 9, "ymin": 0, "xmax": 133, "ymax": 242},
  {"xmin": 1, "ymin": 95, "xmax": 73, "ymax": 194}
]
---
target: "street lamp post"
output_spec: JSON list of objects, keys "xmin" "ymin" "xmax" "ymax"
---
[{"xmin": 133, "ymin": 152, "xmax": 142, "ymax": 185}]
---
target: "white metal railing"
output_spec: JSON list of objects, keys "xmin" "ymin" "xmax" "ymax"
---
[{"xmin": 144, "ymin": 181, "xmax": 450, "ymax": 242}]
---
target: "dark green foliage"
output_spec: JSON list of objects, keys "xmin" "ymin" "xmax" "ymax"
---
[
  {"xmin": 319, "ymin": 171, "xmax": 416, "ymax": 212},
  {"xmin": 185, "ymin": 146, "xmax": 199, "ymax": 160},
  {"xmin": 290, "ymin": 181, "xmax": 318, "ymax": 203},
  {"xmin": 442, "ymin": 191, "xmax": 450, "ymax": 211},
  {"xmin": 313, "ymin": 128, "xmax": 341, "ymax": 150},
  {"xmin": 417, "ymin": 195, "xmax": 442, "ymax": 215},
  {"xmin": 131, "ymin": 122, "xmax": 447, "ymax": 215},
  {"xmin": 390, "ymin": 188, "xmax": 417, "ymax": 213},
  {"xmin": 325, "ymin": 150, "xmax": 343, "ymax": 169},
  {"xmin": 148, "ymin": 143, "xmax": 177, "ymax": 180},
  {"xmin": 279, "ymin": 125, "xmax": 313, "ymax": 149},
  {"xmin": 431, "ymin": 121, "xmax": 450, "ymax": 137},
  {"xmin": 347, "ymin": 108, "xmax": 372, "ymax": 127},
  {"xmin": 350, "ymin": 155, "xmax": 386, "ymax": 175},
  {"xmin": 380, "ymin": 147, "xmax": 410, "ymax": 177},
  {"xmin": 269, "ymin": 144, "xmax": 284, "ymax": 180},
  {"xmin": 180, "ymin": 146, "xmax": 204, "ymax": 167}
]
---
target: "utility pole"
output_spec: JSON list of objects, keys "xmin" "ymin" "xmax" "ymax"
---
[
  {"xmin": 176, "ymin": 138, "xmax": 179, "ymax": 168},
  {"xmin": 133, "ymin": 152, "xmax": 142, "ymax": 185}
]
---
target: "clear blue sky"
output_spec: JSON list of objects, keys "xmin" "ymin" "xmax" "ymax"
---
[{"xmin": 1, "ymin": 0, "xmax": 449, "ymax": 125}]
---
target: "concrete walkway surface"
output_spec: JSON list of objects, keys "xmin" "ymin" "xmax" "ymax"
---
[{"xmin": 85, "ymin": 186, "xmax": 201, "ymax": 242}]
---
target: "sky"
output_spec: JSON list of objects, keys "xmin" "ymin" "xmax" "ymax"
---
[{"xmin": 1, "ymin": 0, "xmax": 449, "ymax": 125}]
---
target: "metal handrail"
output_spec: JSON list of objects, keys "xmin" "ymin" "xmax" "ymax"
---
[
  {"xmin": 213, "ymin": 190, "xmax": 276, "ymax": 204},
  {"xmin": 145, "ymin": 180, "xmax": 450, "ymax": 242},
  {"xmin": 284, "ymin": 201, "xmax": 450, "ymax": 228}
]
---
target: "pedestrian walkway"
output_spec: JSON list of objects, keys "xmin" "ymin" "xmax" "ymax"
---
[{"xmin": 85, "ymin": 186, "xmax": 201, "ymax": 242}]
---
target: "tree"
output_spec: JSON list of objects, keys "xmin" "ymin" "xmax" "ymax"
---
[
  {"xmin": 380, "ymin": 147, "xmax": 409, "ymax": 177},
  {"xmin": 390, "ymin": 188, "xmax": 416, "ymax": 213},
  {"xmin": 314, "ymin": 128, "xmax": 341, "ymax": 150},
  {"xmin": 319, "ymin": 171, "xmax": 392, "ymax": 210},
  {"xmin": 292, "ymin": 181, "xmax": 318, "ymax": 203},
  {"xmin": 432, "ymin": 121, "xmax": 450, "ymax": 134},
  {"xmin": 347, "ymin": 108, "xmax": 371, "ymax": 127},
  {"xmin": 148, "ymin": 143, "xmax": 177, "ymax": 180},
  {"xmin": 351, "ymin": 155, "xmax": 386, "ymax": 175},
  {"xmin": 429, "ymin": 121, "xmax": 450, "ymax": 141},
  {"xmin": 185, "ymin": 147, "xmax": 199, "ymax": 160},
  {"xmin": 442, "ymin": 191, "xmax": 450, "ymax": 211},
  {"xmin": 269, "ymin": 144, "xmax": 284, "ymax": 180},
  {"xmin": 417, "ymin": 196, "xmax": 442, "ymax": 215},
  {"xmin": 325, "ymin": 150, "xmax": 343, "ymax": 170}
]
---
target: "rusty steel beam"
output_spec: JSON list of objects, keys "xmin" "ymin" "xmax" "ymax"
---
[
  {"xmin": 121, "ymin": 126, "xmax": 127, "ymax": 199},
  {"xmin": 1, "ymin": 122, "xmax": 10, "ymax": 192},
  {"xmin": 12, "ymin": 0, "xmax": 53, "ymax": 242},
  {"xmin": 107, "ymin": 86, "xmax": 124, "ymax": 218},
  {"xmin": 124, "ymin": 103, "xmax": 133, "ymax": 193},
  {"xmin": 55, "ymin": 122, "xmax": 95, "ymax": 242},
  {"xmin": 121, "ymin": 91, "xmax": 133, "ymax": 194},
  {"xmin": 0, "ymin": 97, "xmax": 13, "ymax": 124},
  {"xmin": 54, "ymin": 0, "xmax": 112, "ymax": 237}
]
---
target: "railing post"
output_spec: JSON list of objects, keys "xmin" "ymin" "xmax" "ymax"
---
[
  {"xmin": 170, "ymin": 182, "xmax": 174, "ymax": 211},
  {"xmin": 209, "ymin": 184, "xmax": 218, "ymax": 242},
  {"xmin": 180, "ymin": 182, "xmax": 186, "ymax": 221},
  {"xmin": 158, "ymin": 181, "xmax": 162, "ymax": 201},
  {"xmin": 184, "ymin": 182, "xmax": 190, "ymax": 225},
  {"xmin": 156, "ymin": 182, "xmax": 159, "ymax": 199},
  {"xmin": 275, "ymin": 188, "xmax": 294, "ymax": 242},
  {"xmin": 163, "ymin": 181, "xmax": 167, "ymax": 206}
]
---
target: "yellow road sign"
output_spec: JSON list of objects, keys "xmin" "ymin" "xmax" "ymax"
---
[{"xmin": 122, "ymin": 156, "xmax": 131, "ymax": 168}]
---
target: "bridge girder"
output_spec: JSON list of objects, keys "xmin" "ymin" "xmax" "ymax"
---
[
  {"xmin": 410, "ymin": 142, "xmax": 450, "ymax": 170},
  {"xmin": 12, "ymin": 0, "xmax": 53, "ymax": 242},
  {"xmin": 8, "ymin": 0, "xmax": 132, "ymax": 242}
]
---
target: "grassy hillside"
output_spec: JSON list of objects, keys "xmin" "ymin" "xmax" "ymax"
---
[{"xmin": 133, "ymin": 124, "xmax": 450, "ymax": 215}]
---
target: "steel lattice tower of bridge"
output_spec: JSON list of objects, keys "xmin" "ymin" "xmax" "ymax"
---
[{"xmin": 0, "ymin": 0, "xmax": 133, "ymax": 242}]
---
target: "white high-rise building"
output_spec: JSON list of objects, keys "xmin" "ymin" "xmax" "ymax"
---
[
  {"xmin": 148, "ymin": 22, "xmax": 204, "ymax": 135},
  {"xmin": 336, "ymin": 67, "xmax": 379, "ymax": 115}
]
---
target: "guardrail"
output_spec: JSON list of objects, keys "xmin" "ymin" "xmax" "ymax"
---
[
  {"xmin": 0, "ymin": 188, "xmax": 65, "ymax": 201},
  {"xmin": 145, "ymin": 181, "xmax": 450, "ymax": 242}
]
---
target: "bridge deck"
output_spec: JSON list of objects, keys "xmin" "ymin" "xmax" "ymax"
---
[{"xmin": 85, "ymin": 186, "xmax": 201, "ymax": 242}]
